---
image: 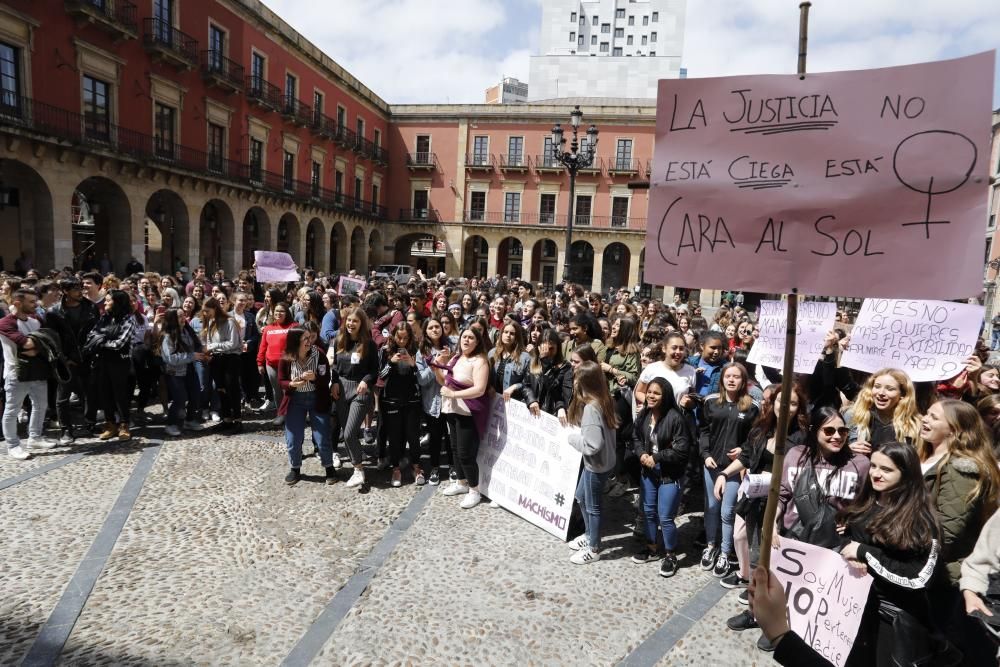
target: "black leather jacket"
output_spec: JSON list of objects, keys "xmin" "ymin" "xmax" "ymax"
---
[
  {"xmin": 522, "ymin": 360, "xmax": 573, "ymax": 416},
  {"xmin": 45, "ymin": 299, "xmax": 99, "ymax": 365}
]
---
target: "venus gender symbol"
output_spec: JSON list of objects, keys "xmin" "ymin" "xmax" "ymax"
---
[{"xmin": 893, "ymin": 130, "xmax": 978, "ymax": 240}]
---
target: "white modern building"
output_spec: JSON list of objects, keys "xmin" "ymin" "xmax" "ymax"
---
[{"xmin": 528, "ymin": 0, "xmax": 686, "ymax": 100}]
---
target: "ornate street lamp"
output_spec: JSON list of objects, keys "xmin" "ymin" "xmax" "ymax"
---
[{"xmin": 551, "ymin": 105, "xmax": 598, "ymax": 285}]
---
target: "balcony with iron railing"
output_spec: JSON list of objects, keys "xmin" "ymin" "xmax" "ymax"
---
[
  {"xmin": 0, "ymin": 94, "xmax": 388, "ymax": 220},
  {"xmin": 64, "ymin": 0, "xmax": 138, "ymax": 38},
  {"xmin": 399, "ymin": 208, "xmax": 440, "ymax": 223},
  {"xmin": 372, "ymin": 144, "xmax": 388, "ymax": 165},
  {"xmin": 465, "ymin": 153, "xmax": 494, "ymax": 171},
  {"xmin": 310, "ymin": 111, "xmax": 337, "ymax": 139},
  {"xmin": 333, "ymin": 124, "xmax": 357, "ymax": 148},
  {"xmin": 282, "ymin": 96, "xmax": 312, "ymax": 127},
  {"xmin": 533, "ymin": 154, "xmax": 563, "ymax": 173},
  {"xmin": 607, "ymin": 157, "xmax": 641, "ymax": 175},
  {"xmin": 200, "ymin": 50, "xmax": 244, "ymax": 93},
  {"xmin": 498, "ymin": 153, "xmax": 529, "ymax": 172},
  {"xmin": 353, "ymin": 135, "xmax": 372, "ymax": 157},
  {"xmin": 406, "ymin": 152, "xmax": 437, "ymax": 170},
  {"xmin": 246, "ymin": 76, "xmax": 283, "ymax": 111},
  {"xmin": 142, "ymin": 18, "xmax": 198, "ymax": 69}
]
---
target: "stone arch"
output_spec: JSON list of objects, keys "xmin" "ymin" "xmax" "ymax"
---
[
  {"xmin": 305, "ymin": 218, "xmax": 324, "ymax": 271},
  {"xmin": 368, "ymin": 228, "xmax": 383, "ymax": 269},
  {"xmin": 350, "ymin": 226, "xmax": 366, "ymax": 274},
  {"xmin": 144, "ymin": 189, "xmax": 190, "ymax": 275},
  {"xmin": 530, "ymin": 238, "xmax": 559, "ymax": 288},
  {"xmin": 74, "ymin": 176, "xmax": 132, "ymax": 274},
  {"xmin": 601, "ymin": 242, "xmax": 631, "ymax": 293},
  {"xmin": 463, "ymin": 235, "xmax": 488, "ymax": 278},
  {"xmin": 199, "ymin": 199, "xmax": 235, "ymax": 275},
  {"xmin": 394, "ymin": 233, "xmax": 445, "ymax": 274},
  {"xmin": 0, "ymin": 159, "xmax": 55, "ymax": 271},
  {"xmin": 497, "ymin": 236, "xmax": 524, "ymax": 280},
  {"xmin": 277, "ymin": 212, "xmax": 300, "ymax": 260},
  {"xmin": 569, "ymin": 240, "xmax": 595, "ymax": 290},
  {"xmin": 242, "ymin": 206, "xmax": 271, "ymax": 269},
  {"xmin": 329, "ymin": 221, "xmax": 348, "ymax": 275}
]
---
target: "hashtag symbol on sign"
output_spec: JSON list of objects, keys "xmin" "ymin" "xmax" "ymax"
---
[{"xmin": 554, "ymin": 493, "xmax": 565, "ymax": 507}]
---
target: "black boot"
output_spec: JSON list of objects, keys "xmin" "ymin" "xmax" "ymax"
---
[
  {"xmin": 284, "ymin": 468, "xmax": 301, "ymax": 485},
  {"xmin": 325, "ymin": 466, "xmax": 337, "ymax": 485}
]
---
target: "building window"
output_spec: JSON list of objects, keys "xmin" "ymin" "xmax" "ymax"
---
[
  {"xmin": 575, "ymin": 194, "xmax": 592, "ymax": 225},
  {"xmin": 415, "ymin": 134, "xmax": 431, "ymax": 163},
  {"xmin": 284, "ymin": 73, "xmax": 297, "ymax": 113},
  {"xmin": 542, "ymin": 137, "xmax": 557, "ymax": 167},
  {"xmin": 354, "ymin": 176, "xmax": 362, "ymax": 207},
  {"xmin": 283, "ymin": 151, "xmax": 294, "ymax": 191},
  {"xmin": 579, "ymin": 14, "xmax": 585, "ymax": 26},
  {"xmin": 373, "ymin": 128, "xmax": 381, "ymax": 147},
  {"xmin": 0, "ymin": 42, "xmax": 19, "ymax": 111},
  {"xmin": 601, "ymin": 23, "xmax": 610, "ymax": 33},
  {"xmin": 504, "ymin": 192, "xmax": 521, "ymax": 223},
  {"xmin": 652, "ymin": 11, "xmax": 659, "ymax": 22},
  {"xmin": 83, "ymin": 75, "xmax": 110, "ymax": 142},
  {"xmin": 208, "ymin": 25, "xmax": 225, "ymax": 70},
  {"xmin": 472, "ymin": 135, "xmax": 489, "ymax": 165},
  {"xmin": 649, "ymin": 51, "xmax": 655, "ymax": 56},
  {"xmin": 335, "ymin": 170, "xmax": 344, "ymax": 202},
  {"xmin": 249, "ymin": 137, "xmax": 263, "ymax": 182},
  {"xmin": 153, "ymin": 0, "xmax": 172, "ymax": 39},
  {"xmin": 569, "ymin": 31, "xmax": 575, "ymax": 42},
  {"xmin": 578, "ymin": 34, "xmax": 584, "ymax": 46},
  {"xmin": 591, "ymin": 35, "xmax": 597, "ymax": 45},
  {"xmin": 336, "ymin": 105, "xmax": 346, "ymax": 130},
  {"xmin": 616, "ymin": 138, "xmax": 633, "ymax": 169},
  {"xmin": 651, "ymin": 31, "xmax": 657, "ymax": 42},
  {"xmin": 613, "ymin": 47, "xmax": 622, "ymax": 56},
  {"xmin": 628, "ymin": 15, "xmax": 634, "ymax": 26},
  {"xmin": 600, "ymin": 42, "xmax": 609, "ymax": 52},
  {"xmin": 250, "ymin": 52, "xmax": 265, "ymax": 91},
  {"xmin": 641, "ymin": 35, "xmax": 648, "ymax": 45},
  {"xmin": 371, "ymin": 183, "xmax": 379, "ymax": 209},
  {"xmin": 592, "ymin": 15, "xmax": 598, "ymax": 26},
  {"xmin": 570, "ymin": 11, "xmax": 576, "ymax": 22},
  {"xmin": 356, "ymin": 117, "xmax": 364, "ymax": 139},
  {"xmin": 154, "ymin": 102, "xmax": 175, "ymax": 158},
  {"xmin": 313, "ymin": 90, "xmax": 323, "ymax": 121},
  {"xmin": 508, "ymin": 136, "xmax": 524, "ymax": 165},
  {"xmin": 612, "ymin": 196, "xmax": 629, "ymax": 227},
  {"xmin": 643, "ymin": 15, "xmax": 649, "ymax": 26},
  {"xmin": 987, "ymin": 237, "xmax": 993, "ymax": 266},
  {"xmin": 310, "ymin": 161, "xmax": 321, "ymax": 196},
  {"xmin": 627, "ymin": 35, "xmax": 634, "ymax": 45},
  {"xmin": 413, "ymin": 189, "xmax": 429, "ymax": 218},
  {"xmin": 540, "ymin": 193, "xmax": 556, "ymax": 224},
  {"xmin": 469, "ymin": 191, "xmax": 486, "ymax": 221},
  {"xmin": 615, "ymin": 27, "xmax": 624, "ymax": 38},
  {"xmin": 208, "ymin": 122, "xmax": 225, "ymax": 172}
]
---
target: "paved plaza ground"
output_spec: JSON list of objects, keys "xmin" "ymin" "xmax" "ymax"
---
[{"xmin": 0, "ymin": 412, "xmax": 773, "ymax": 666}]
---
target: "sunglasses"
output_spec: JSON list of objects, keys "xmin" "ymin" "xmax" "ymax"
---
[{"xmin": 820, "ymin": 426, "xmax": 850, "ymax": 437}]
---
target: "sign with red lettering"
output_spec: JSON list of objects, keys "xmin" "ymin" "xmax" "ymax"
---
[
  {"xmin": 645, "ymin": 52, "xmax": 995, "ymax": 299},
  {"xmin": 772, "ymin": 537, "xmax": 873, "ymax": 667}
]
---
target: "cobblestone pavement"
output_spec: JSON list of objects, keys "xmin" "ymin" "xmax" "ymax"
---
[{"xmin": 0, "ymin": 412, "xmax": 766, "ymax": 666}]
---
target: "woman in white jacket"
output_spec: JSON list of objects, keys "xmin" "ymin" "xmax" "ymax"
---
[{"xmin": 201, "ymin": 297, "xmax": 243, "ymax": 432}]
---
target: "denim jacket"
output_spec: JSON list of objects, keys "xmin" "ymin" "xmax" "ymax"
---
[
  {"xmin": 487, "ymin": 349, "xmax": 531, "ymax": 395},
  {"xmin": 416, "ymin": 347, "xmax": 444, "ymax": 418}
]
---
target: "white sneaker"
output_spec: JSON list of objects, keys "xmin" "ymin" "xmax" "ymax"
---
[
  {"xmin": 441, "ymin": 482, "xmax": 470, "ymax": 496},
  {"xmin": 210, "ymin": 412, "xmax": 222, "ymax": 423},
  {"xmin": 26, "ymin": 437, "xmax": 58, "ymax": 450},
  {"xmin": 568, "ymin": 534, "xmax": 589, "ymax": 551},
  {"xmin": 96, "ymin": 409, "xmax": 105, "ymax": 422},
  {"xmin": 345, "ymin": 468, "xmax": 365, "ymax": 488},
  {"xmin": 331, "ymin": 453, "xmax": 342, "ymax": 469},
  {"xmin": 570, "ymin": 547, "xmax": 602, "ymax": 565},
  {"xmin": 183, "ymin": 421, "xmax": 203, "ymax": 431},
  {"xmin": 7, "ymin": 445, "xmax": 30, "ymax": 460},
  {"xmin": 17, "ymin": 409, "xmax": 28, "ymax": 424},
  {"xmin": 164, "ymin": 424, "xmax": 181, "ymax": 437},
  {"xmin": 258, "ymin": 399, "xmax": 273, "ymax": 411},
  {"xmin": 460, "ymin": 490, "xmax": 482, "ymax": 509}
]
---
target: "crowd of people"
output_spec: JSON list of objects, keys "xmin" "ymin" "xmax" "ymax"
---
[{"xmin": 1, "ymin": 262, "xmax": 1000, "ymax": 664}]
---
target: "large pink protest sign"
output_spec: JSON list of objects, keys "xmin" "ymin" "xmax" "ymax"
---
[
  {"xmin": 772, "ymin": 537, "xmax": 873, "ymax": 667},
  {"xmin": 644, "ymin": 52, "xmax": 995, "ymax": 299}
]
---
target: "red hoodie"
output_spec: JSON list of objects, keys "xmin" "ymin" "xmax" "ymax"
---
[{"xmin": 256, "ymin": 323, "xmax": 296, "ymax": 367}]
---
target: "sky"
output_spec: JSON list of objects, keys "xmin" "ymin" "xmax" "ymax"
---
[{"xmin": 262, "ymin": 0, "xmax": 1000, "ymax": 107}]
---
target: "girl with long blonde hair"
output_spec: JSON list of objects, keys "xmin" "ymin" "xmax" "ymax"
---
[{"xmin": 848, "ymin": 368, "xmax": 922, "ymax": 456}]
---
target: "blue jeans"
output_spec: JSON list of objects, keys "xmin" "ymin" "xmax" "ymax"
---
[
  {"xmin": 2, "ymin": 378, "xmax": 47, "ymax": 446},
  {"xmin": 575, "ymin": 469, "xmax": 609, "ymax": 551},
  {"xmin": 195, "ymin": 361, "xmax": 220, "ymax": 412},
  {"xmin": 640, "ymin": 468, "xmax": 684, "ymax": 551},
  {"xmin": 165, "ymin": 372, "xmax": 200, "ymax": 426},
  {"xmin": 284, "ymin": 391, "xmax": 332, "ymax": 469},
  {"xmin": 992, "ymin": 329, "xmax": 1000, "ymax": 351},
  {"xmin": 703, "ymin": 466, "xmax": 740, "ymax": 555}
]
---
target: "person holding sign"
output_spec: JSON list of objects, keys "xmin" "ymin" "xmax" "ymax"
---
[
  {"xmin": 699, "ymin": 362, "xmax": 759, "ymax": 578},
  {"xmin": 565, "ymin": 361, "xmax": 619, "ymax": 565},
  {"xmin": 836, "ymin": 441, "xmax": 947, "ymax": 666},
  {"xmin": 846, "ymin": 369, "xmax": 922, "ymax": 456},
  {"xmin": 630, "ymin": 377, "xmax": 691, "ymax": 577}
]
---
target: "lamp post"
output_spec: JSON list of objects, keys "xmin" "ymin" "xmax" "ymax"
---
[{"xmin": 551, "ymin": 105, "xmax": 598, "ymax": 286}]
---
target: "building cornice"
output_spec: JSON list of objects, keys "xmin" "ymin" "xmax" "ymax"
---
[{"xmin": 389, "ymin": 103, "xmax": 658, "ymax": 125}]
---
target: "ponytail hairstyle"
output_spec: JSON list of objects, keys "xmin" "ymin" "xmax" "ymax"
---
[{"xmin": 566, "ymin": 361, "xmax": 621, "ymax": 429}]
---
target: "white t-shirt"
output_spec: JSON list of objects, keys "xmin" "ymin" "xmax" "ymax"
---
[
  {"xmin": 638, "ymin": 361, "xmax": 696, "ymax": 402},
  {"xmin": 1, "ymin": 315, "xmax": 40, "ymax": 378}
]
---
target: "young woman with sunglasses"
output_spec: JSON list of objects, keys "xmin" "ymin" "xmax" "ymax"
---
[{"xmin": 700, "ymin": 362, "xmax": 760, "ymax": 578}]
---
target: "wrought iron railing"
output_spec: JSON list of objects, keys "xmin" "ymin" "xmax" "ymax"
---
[
  {"xmin": 142, "ymin": 18, "xmax": 198, "ymax": 64},
  {"xmin": 200, "ymin": 50, "xmax": 244, "ymax": 89}
]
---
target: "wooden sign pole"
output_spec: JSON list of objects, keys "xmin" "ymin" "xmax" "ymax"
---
[{"xmin": 756, "ymin": 1, "xmax": 810, "ymax": 570}]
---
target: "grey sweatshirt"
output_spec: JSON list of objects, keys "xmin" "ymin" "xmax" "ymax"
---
[
  {"xmin": 960, "ymin": 507, "xmax": 1000, "ymax": 595},
  {"xmin": 567, "ymin": 403, "xmax": 616, "ymax": 474}
]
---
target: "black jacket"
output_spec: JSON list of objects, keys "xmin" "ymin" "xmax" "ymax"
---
[
  {"xmin": 738, "ymin": 428, "xmax": 805, "ymax": 474},
  {"xmin": 378, "ymin": 346, "xmax": 421, "ymax": 404},
  {"xmin": 45, "ymin": 299, "xmax": 99, "ymax": 365},
  {"xmin": 699, "ymin": 395, "xmax": 759, "ymax": 470},
  {"xmin": 809, "ymin": 350, "xmax": 860, "ymax": 412},
  {"xmin": 631, "ymin": 407, "xmax": 692, "ymax": 481},
  {"xmin": 522, "ymin": 360, "xmax": 573, "ymax": 416}
]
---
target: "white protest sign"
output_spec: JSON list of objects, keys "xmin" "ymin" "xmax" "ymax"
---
[
  {"xmin": 739, "ymin": 472, "xmax": 772, "ymax": 500},
  {"xmin": 841, "ymin": 298, "xmax": 984, "ymax": 382},
  {"xmin": 772, "ymin": 537, "xmax": 873, "ymax": 667},
  {"xmin": 478, "ymin": 397, "xmax": 583, "ymax": 540},
  {"xmin": 748, "ymin": 300, "xmax": 837, "ymax": 374}
]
